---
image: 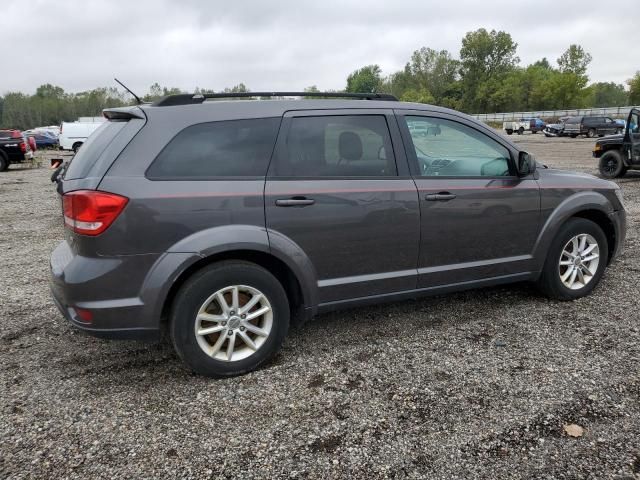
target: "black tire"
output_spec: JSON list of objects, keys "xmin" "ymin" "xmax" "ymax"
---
[
  {"xmin": 0, "ymin": 153, "xmax": 8, "ymax": 172},
  {"xmin": 570, "ymin": 134, "xmax": 577, "ymax": 138},
  {"xmin": 170, "ymin": 261, "xmax": 290, "ymax": 377},
  {"xmin": 518, "ymin": 127, "xmax": 524, "ymax": 135},
  {"xmin": 536, "ymin": 218, "xmax": 608, "ymax": 301},
  {"xmin": 587, "ymin": 128, "xmax": 596, "ymax": 138},
  {"xmin": 598, "ymin": 150, "xmax": 627, "ymax": 178},
  {"xmin": 506, "ymin": 129, "xmax": 513, "ymax": 135},
  {"xmin": 72, "ymin": 142, "xmax": 83, "ymax": 153}
]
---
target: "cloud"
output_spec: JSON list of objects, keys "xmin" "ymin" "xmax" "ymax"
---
[{"xmin": 2, "ymin": 0, "xmax": 639, "ymax": 95}]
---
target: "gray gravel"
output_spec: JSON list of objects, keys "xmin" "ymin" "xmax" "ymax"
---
[{"xmin": 1, "ymin": 137, "xmax": 640, "ymax": 479}]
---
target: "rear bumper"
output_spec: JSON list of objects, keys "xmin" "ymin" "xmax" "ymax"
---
[{"xmin": 49, "ymin": 240, "xmax": 160, "ymax": 340}]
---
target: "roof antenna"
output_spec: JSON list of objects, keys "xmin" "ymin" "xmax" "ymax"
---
[{"xmin": 114, "ymin": 78, "xmax": 143, "ymax": 105}]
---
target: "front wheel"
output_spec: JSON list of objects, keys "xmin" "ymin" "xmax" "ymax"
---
[
  {"xmin": 170, "ymin": 261, "xmax": 290, "ymax": 377},
  {"xmin": 598, "ymin": 150, "xmax": 627, "ymax": 178},
  {"xmin": 536, "ymin": 218, "xmax": 608, "ymax": 300},
  {"xmin": 587, "ymin": 128, "xmax": 596, "ymax": 138},
  {"xmin": 506, "ymin": 129, "xmax": 513, "ymax": 135},
  {"xmin": 72, "ymin": 142, "xmax": 83, "ymax": 153},
  {"xmin": 517, "ymin": 127, "xmax": 524, "ymax": 135},
  {"xmin": 0, "ymin": 154, "xmax": 8, "ymax": 172}
]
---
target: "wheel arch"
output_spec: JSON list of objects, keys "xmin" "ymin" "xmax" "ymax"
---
[
  {"xmin": 159, "ymin": 249, "xmax": 311, "ymax": 330},
  {"xmin": 532, "ymin": 192, "xmax": 616, "ymax": 270}
]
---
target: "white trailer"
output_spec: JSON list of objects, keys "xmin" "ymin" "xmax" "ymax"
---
[{"xmin": 503, "ymin": 121, "xmax": 529, "ymax": 135}]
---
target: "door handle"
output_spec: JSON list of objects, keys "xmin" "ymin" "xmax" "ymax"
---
[
  {"xmin": 275, "ymin": 197, "xmax": 315, "ymax": 207},
  {"xmin": 425, "ymin": 192, "xmax": 457, "ymax": 201}
]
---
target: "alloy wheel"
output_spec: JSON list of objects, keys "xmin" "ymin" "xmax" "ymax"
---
[
  {"xmin": 558, "ymin": 234, "xmax": 600, "ymax": 290},
  {"xmin": 194, "ymin": 285, "xmax": 273, "ymax": 362}
]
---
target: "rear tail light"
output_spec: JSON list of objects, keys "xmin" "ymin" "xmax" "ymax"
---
[
  {"xmin": 62, "ymin": 190, "xmax": 128, "ymax": 236},
  {"xmin": 20, "ymin": 142, "xmax": 27, "ymax": 153}
]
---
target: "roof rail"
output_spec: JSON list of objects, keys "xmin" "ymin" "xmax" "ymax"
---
[{"xmin": 153, "ymin": 91, "xmax": 398, "ymax": 107}]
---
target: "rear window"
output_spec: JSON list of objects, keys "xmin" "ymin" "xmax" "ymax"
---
[
  {"xmin": 64, "ymin": 121, "xmax": 126, "ymax": 179},
  {"xmin": 146, "ymin": 118, "xmax": 280, "ymax": 179}
]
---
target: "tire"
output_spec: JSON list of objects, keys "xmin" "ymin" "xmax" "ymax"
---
[
  {"xmin": 570, "ymin": 134, "xmax": 577, "ymax": 138},
  {"xmin": 72, "ymin": 142, "xmax": 83, "ymax": 153},
  {"xmin": 0, "ymin": 153, "xmax": 8, "ymax": 172},
  {"xmin": 506, "ymin": 129, "xmax": 513, "ymax": 135},
  {"xmin": 598, "ymin": 150, "xmax": 627, "ymax": 178},
  {"xmin": 587, "ymin": 128, "xmax": 596, "ymax": 138},
  {"xmin": 536, "ymin": 218, "xmax": 608, "ymax": 301},
  {"xmin": 170, "ymin": 261, "xmax": 290, "ymax": 377},
  {"xmin": 518, "ymin": 127, "xmax": 524, "ymax": 135}
]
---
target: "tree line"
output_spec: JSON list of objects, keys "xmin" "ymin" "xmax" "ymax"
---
[{"xmin": 1, "ymin": 28, "xmax": 639, "ymax": 130}]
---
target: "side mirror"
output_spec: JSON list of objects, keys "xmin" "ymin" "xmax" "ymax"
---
[{"xmin": 517, "ymin": 151, "xmax": 536, "ymax": 176}]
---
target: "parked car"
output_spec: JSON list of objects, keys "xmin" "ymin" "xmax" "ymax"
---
[
  {"xmin": 0, "ymin": 129, "xmax": 33, "ymax": 171},
  {"xmin": 594, "ymin": 108, "xmax": 640, "ymax": 178},
  {"xmin": 50, "ymin": 92, "xmax": 626, "ymax": 377},
  {"xmin": 563, "ymin": 116, "xmax": 622, "ymax": 138},
  {"xmin": 521, "ymin": 118, "xmax": 546, "ymax": 134},
  {"xmin": 543, "ymin": 116, "xmax": 570, "ymax": 137},
  {"xmin": 26, "ymin": 131, "xmax": 59, "ymax": 149},
  {"xmin": 58, "ymin": 120, "xmax": 104, "ymax": 152}
]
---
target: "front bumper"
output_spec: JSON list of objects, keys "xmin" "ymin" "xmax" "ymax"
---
[{"xmin": 49, "ymin": 240, "xmax": 160, "ymax": 340}]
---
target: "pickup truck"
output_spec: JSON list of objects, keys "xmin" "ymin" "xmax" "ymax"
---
[{"xmin": 0, "ymin": 130, "xmax": 33, "ymax": 171}]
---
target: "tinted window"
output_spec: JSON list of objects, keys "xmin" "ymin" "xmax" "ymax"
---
[
  {"xmin": 147, "ymin": 118, "xmax": 280, "ymax": 179},
  {"xmin": 272, "ymin": 115, "xmax": 396, "ymax": 177},
  {"xmin": 565, "ymin": 117, "xmax": 580, "ymax": 124},
  {"xmin": 404, "ymin": 116, "xmax": 511, "ymax": 177},
  {"xmin": 65, "ymin": 121, "xmax": 126, "ymax": 179}
]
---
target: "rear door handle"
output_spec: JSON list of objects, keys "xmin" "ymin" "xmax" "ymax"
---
[
  {"xmin": 275, "ymin": 197, "xmax": 315, "ymax": 207},
  {"xmin": 425, "ymin": 192, "xmax": 457, "ymax": 201}
]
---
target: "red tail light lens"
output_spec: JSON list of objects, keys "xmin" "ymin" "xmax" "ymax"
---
[
  {"xmin": 20, "ymin": 142, "xmax": 26, "ymax": 153},
  {"xmin": 62, "ymin": 190, "xmax": 128, "ymax": 236}
]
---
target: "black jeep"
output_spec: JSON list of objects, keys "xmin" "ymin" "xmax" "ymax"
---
[{"xmin": 595, "ymin": 109, "xmax": 640, "ymax": 178}]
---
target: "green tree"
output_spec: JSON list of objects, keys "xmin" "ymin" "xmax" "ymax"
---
[
  {"xmin": 400, "ymin": 87, "xmax": 435, "ymax": 104},
  {"xmin": 345, "ymin": 65, "xmax": 382, "ymax": 93},
  {"xmin": 405, "ymin": 48, "xmax": 459, "ymax": 103},
  {"xmin": 588, "ymin": 82, "xmax": 628, "ymax": 107},
  {"xmin": 557, "ymin": 45, "xmax": 592, "ymax": 76},
  {"xmin": 628, "ymin": 71, "xmax": 640, "ymax": 105},
  {"xmin": 459, "ymin": 28, "xmax": 519, "ymax": 112}
]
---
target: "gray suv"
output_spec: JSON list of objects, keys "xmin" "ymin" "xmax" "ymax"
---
[{"xmin": 50, "ymin": 92, "xmax": 626, "ymax": 377}]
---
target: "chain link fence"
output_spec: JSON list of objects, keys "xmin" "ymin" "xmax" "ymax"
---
[{"xmin": 471, "ymin": 106, "xmax": 638, "ymax": 123}]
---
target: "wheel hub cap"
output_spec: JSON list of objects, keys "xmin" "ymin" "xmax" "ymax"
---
[
  {"xmin": 558, "ymin": 233, "xmax": 600, "ymax": 290},
  {"xmin": 194, "ymin": 285, "xmax": 273, "ymax": 362}
]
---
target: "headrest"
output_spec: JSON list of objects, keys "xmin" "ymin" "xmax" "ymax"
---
[{"xmin": 338, "ymin": 131, "xmax": 363, "ymax": 161}]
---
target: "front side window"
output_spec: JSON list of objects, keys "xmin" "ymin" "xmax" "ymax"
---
[
  {"xmin": 146, "ymin": 118, "xmax": 280, "ymax": 179},
  {"xmin": 404, "ymin": 116, "xmax": 512, "ymax": 177},
  {"xmin": 272, "ymin": 115, "xmax": 396, "ymax": 177}
]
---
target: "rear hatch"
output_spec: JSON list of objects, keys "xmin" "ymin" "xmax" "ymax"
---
[{"xmin": 58, "ymin": 107, "xmax": 147, "ymax": 193}]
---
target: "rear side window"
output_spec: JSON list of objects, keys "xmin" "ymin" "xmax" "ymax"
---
[
  {"xmin": 65, "ymin": 121, "xmax": 126, "ymax": 179},
  {"xmin": 146, "ymin": 118, "xmax": 280, "ymax": 179},
  {"xmin": 272, "ymin": 115, "xmax": 396, "ymax": 177},
  {"xmin": 565, "ymin": 117, "xmax": 580, "ymax": 124}
]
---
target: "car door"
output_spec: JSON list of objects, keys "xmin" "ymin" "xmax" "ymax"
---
[
  {"xmin": 396, "ymin": 111, "xmax": 541, "ymax": 288},
  {"xmin": 629, "ymin": 109, "xmax": 640, "ymax": 163},
  {"xmin": 265, "ymin": 110, "xmax": 420, "ymax": 304}
]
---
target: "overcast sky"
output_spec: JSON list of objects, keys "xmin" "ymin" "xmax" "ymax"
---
[{"xmin": 3, "ymin": 0, "xmax": 639, "ymax": 96}]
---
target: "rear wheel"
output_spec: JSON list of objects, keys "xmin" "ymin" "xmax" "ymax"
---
[
  {"xmin": 506, "ymin": 129, "xmax": 513, "ymax": 135},
  {"xmin": 598, "ymin": 150, "xmax": 627, "ymax": 178},
  {"xmin": 518, "ymin": 127, "xmax": 524, "ymax": 135},
  {"xmin": 72, "ymin": 142, "xmax": 83, "ymax": 153},
  {"xmin": 536, "ymin": 218, "xmax": 608, "ymax": 300},
  {"xmin": 170, "ymin": 261, "xmax": 290, "ymax": 377},
  {"xmin": 0, "ymin": 153, "xmax": 8, "ymax": 172},
  {"xmin": 587, "ymin": 128, "xmax": 596, "ymax": 138}
]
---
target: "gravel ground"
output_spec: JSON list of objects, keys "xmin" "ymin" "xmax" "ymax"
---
[{"xmin": 1, "ymin": 136, "xmax": 640, "ymax": 479}]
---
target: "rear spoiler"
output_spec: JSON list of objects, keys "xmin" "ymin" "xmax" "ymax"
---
[{"xmin": 103, "ymin": 107, "xmax": 146, "ymax": 121}]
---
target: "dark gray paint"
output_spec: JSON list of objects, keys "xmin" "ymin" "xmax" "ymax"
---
[{"xmin": 50, "ymin": 99, "xmax": 626, "ymax": 338}]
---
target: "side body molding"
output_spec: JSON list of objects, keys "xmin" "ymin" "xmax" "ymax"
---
[
  {"xmin": 531, "ymin": 190, "xmax": 613, "ymax": 271},
  {"xmin": 139, "ymin": 225, "xmax": 319, "ymax": 327}
]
